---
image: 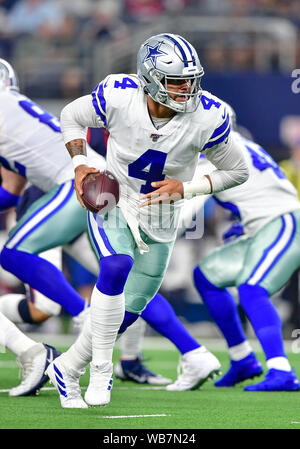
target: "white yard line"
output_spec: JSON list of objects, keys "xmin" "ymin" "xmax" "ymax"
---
[
  {"xmin": 100, "ymin": 414, "xmax": 170, "ymax": 419},
  {"xmin": 0, "ymin": 385, "xmax": 168, "ymax": 393}
]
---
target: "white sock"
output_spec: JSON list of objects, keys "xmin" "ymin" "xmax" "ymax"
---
[
  {"xmin": 119, "ymin": 318, "xmax": 145, "ymax": 360},
  {"xmin": 266, "ymin": 356, "xmax": 291, "ymax": 372},
  {"xmin": 0, "ymin": 294, "xmax": 25, "ymax": 323},
  {"xmin": 0, "ymin": 311, "xmax": 36, "ymax": 356},
  {"xmin": 90, "ymin": 286, "xmax": 125, "ymax": 365},
  {"xmin": 61, "ymin": 313, "xmax": 92, "ymax": 371},
  {"xmin": 228, "ymin": 341, "xmax": 253, "ymax": 361}
]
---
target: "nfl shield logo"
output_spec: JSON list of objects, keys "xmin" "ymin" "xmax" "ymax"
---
[{"xmin": 150, "ymin": 133, "xmax": 162, "ymax": 142}]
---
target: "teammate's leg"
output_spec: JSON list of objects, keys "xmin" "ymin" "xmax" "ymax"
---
[
  {"xmin": 0, "ymin": 311, "xmax": 60, "ymax": 396},
  {"xmin": 237, "ymin": 212, "xmax": 300, "ymax": 391},
  {"xmin": 0, "ymin": 182, "xmax": 88, "ymax": 316},
  {"xmin": 115, "ymin": 317, "xmax": 172, "ymax": 385},
  {"xmin": 193, "ymin": 238, "xmax": 262, "ymax": 386},
  {"xmin": 0, "ymin": 248, "xmax": 62, "ymax": 324}
]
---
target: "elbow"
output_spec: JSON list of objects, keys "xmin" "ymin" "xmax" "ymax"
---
[{"xmin": 239, "ymin": 164, "xmax": 249, "ymax": 185}]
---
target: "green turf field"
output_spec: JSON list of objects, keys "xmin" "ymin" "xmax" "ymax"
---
[{"xmin": 0, "ymin": 338, "xmax": 300, "ymax": 430}]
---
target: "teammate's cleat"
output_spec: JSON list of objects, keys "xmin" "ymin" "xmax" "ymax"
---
[
  {"xmin": 9, "ymin": 343, "xmax": 61, "ymax": 397},
  {"xmin": 45, "ymin": 356, "xmax": 87, "ymax": 408},
  {"xmin": 84, "ymin": 361, "xmax": 113, "ymax": 407},
  {"xmin": 214, "ymin": 352, "xmax": 263, "ymax": 387},
  {"xmin": 166, "ymin": 346, "xmax": 221, "ymax": 391},
  {"xmin": 114, "ymin": 356, "xmax": 172, "ymax": 385},
  {"xmin": 244, "ymin": 368, "xmax": 300, "ymax": 391}
]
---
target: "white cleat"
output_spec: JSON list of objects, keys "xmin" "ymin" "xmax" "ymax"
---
[
  {"xmin": 9, "ymin": 343, "xmax": 60, "ymax": 397},
  {"xmin": 45, "ymin": 356, "xmax": 88, "ymax": 408},
  {"xmin": 84, "ymin": 361, "xmax": 113, "ymax": 407},
  {"xmin": 166, "ymin": 346, "xmax": 221, "ymax": 391}
]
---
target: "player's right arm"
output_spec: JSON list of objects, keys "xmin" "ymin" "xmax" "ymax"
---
[
  {"xmin": 60, "ymin": 94, "xmax": 103, "ymax": 209},
  {"xmin": 0, "ymin": 166, "xmax": 26, "ymax": 211}
]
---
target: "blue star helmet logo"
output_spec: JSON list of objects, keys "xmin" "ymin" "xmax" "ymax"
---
[{"xmin": 143, "ymin": 42, "xmax": 167, "ymax": 68}]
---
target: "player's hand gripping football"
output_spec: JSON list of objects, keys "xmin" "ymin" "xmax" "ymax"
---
[
  {"xmin": 139, "ymin": 179, "xmax": 183, "ymax": 207},
  {"xmin": 74, "ymin": 165, "xmax": 99, "ymax": 209}
]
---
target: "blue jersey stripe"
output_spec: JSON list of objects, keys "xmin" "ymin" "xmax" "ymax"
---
[
  {"xmin": 91, "ymin": 83, "xmax": 107, "ymax": 125},
  {"xmin": 88, "ymin": 212, "xmax": 103, "ymax": 259},
  {"xmin": 210, "ymin": 114, "xmax": 230, "ymax": 141},
  {"xmin": 202, "ymin": 125, "xmax": 231, "ymax": 150},
  {"xmin": 256, "ymin": 213, "xmax": 297, "ymax": 284},
  {"xmin": 6, "ymin": 181, "xmax": 73, "ymax": 249},
  {"xmin": 245, "ymin": 216, "xmax": 286, "ymax": 284},
  {"xmin": 98, "ymin": 83, "xmax": 106, "ymax": 113},
  {"xmin": 163, "ymin": 34, "xmax": 189, "ymax": 67},
  {"xmin": 94, "ymin": 214, "xmax": 117, "ymax": 256}
]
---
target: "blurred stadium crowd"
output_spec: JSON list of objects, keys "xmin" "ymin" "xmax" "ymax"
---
[
  {"xmin": 0, "ymin": 0, "xmax": 300, "ymax": 337},
  {"xmin": 0, "ymin": 0, "xmax": 299, "ymax": 97}
]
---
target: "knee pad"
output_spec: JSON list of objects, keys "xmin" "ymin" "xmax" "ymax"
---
[{"xmin": 97, "ymin": 254, "xmax": 133, "ymax": 295}]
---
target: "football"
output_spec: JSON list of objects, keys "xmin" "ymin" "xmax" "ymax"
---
[{"xmin": 82, "ymin": 170, "xmax": 119, "ymax": 214}]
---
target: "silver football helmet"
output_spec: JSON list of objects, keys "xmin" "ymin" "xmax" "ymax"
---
[
  {"xmin": 137, "ymin": 33, "xmax": 204, "ymax": 113},
  {"xmin": 0, "ymin": 59, "xmax": 19, "ymax": 92}
]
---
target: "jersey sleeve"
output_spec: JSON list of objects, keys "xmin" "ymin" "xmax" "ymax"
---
[
  {"xmin": 60, "ymin": 94, "xmax": 103, "ymax": 145},
  {"xmin": 202, "ymin": 105, "xmax": 231, "ymax": 152},
  {"xmin": 91, "ymin": 77, "xmax": 109, "ymax": 127}
]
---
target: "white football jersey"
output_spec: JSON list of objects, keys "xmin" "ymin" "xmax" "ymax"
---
[
  {"xmin": 83, "ymin": 74, "xmax": 233, "ymax": 242},
  {"xmin": 0, "ymin": 90, "xmax": 105, "ymax": 191},
  {"xmin": 196, "ymin": 132, "xmax": 300, "ymax": 236}
]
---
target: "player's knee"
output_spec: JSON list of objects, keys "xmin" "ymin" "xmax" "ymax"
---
[
  {"xmin": 193, "ymin": 265, "xmax": 214, "ymax": 292},
  {"xmin": 141, "ymin": 292, "xmax": 174, "ymax": 326},
  {"xmin": 0, "ymin": 247, "xmax": 13, "ymax": 271},
  {"xmin": 238, "ymin": 283, "xmax": 269, "ymax": 311},
  {"xmin": 97, "ymin": 254, "xmax": 134, "ymax": 295}
]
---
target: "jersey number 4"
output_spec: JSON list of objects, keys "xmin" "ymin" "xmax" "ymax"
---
[{"xmin": 128, "ymin": 149, "xmax": 167, "ymax": 194}]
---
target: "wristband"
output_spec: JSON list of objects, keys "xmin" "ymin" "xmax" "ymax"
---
[
  {"xmin": 0, "ymin": 185, "xmax": 21, "ymax": 210},
  {"xmin": 183, "ymin": 175, "xmax": 212, "ymax": 199},
  {"xmin": 72, "ymin": 155, "xmax": 88, "ymax": 170}
]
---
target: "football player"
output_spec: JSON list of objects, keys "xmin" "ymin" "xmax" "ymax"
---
[
  {"xmin": 48, "ymin": 33, "xmax": 249, "ymax": 408},
  {"xmin": 0, "ymin": 311, "xmax": 60, "ymax": 396},
  {"xmin": 0, "ymin": 58, "xmax": 219, "ymax": 397},
  {"xmin": 191, "ymin": 106, "xmax": 300, "ymax": 391},
  {"xmin": 0, "ymin": 58, "xmax": 105, "ymax": 322}
]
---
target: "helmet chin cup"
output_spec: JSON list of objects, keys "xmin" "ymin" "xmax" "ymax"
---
[{"xmin": 137, "ymin": 33, "xmax": 204, "ymax": 113}]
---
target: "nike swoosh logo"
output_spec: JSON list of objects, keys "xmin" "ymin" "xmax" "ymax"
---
[
  {"xmin": 128, "ymin": 373, "xmax": 147, "ymax": 383},
  {"xmin": 46, "ymin": 350, "xmax": 53, "ymax": 365}
]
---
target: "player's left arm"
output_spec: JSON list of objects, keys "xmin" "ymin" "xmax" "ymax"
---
[
  {"xmin": 139, "ymin": 133, "xmax": 249, "ymax": 207},
  {"xmin": 198, "ymin": 132, "xmax": 249, "ymax": 194},
  {"xmin": 0, "ymin": 166, "xmax": 26, "ymax": 211}
]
